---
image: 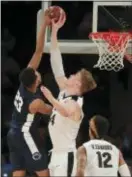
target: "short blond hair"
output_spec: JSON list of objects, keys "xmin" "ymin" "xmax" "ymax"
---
[{"xmin": 80, "ymin": 69, "xmax": 97, "ymax": 93}]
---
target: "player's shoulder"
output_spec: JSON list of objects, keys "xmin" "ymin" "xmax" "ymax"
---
[
  {"xmin": 71, "ymin": 96, "xmax": 83, "ymax": 108},
  {"xmin": 18, "ymin": 83, "xmax": 28, "ymax": 95},
  {"xmin": 61, "ymin": 90, "xmax": 83, "ymax": 106},
  {"xmin": 57, "ymin": 90, "xmax": 66, "ymax": 100},
  {"xmin": 83, "ymin": 139, "xmax": 96, "ymax": 148},
  {"xmin": 66, "ymin": 94, "xmax": 83, "ymax": 103},
  {"xmin": 58, "ymin": 90, "xmax": 83, "ymax": 100},
  {"xmin": 83, "ymin": 139, "xmax": 100, "ymax": 145},
  {"xmin": 15, "ymin": 83, "xmax": 25, "ymax": 98},
  {"xmin": 18, "ymin": 83, "xmax": 39, "ymax": 102},
  {"xmin": 18, "ymin": 83, "xmax": 24, "ymax": 92}
]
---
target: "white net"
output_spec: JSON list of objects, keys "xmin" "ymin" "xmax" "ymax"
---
[{"xmin": 90, "ymin": 32, "xmax": 131, "ymax": 72}]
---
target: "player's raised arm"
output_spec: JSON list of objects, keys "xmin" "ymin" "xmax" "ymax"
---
[
  {"xmin": 50, "ymin": 13, "xmax": 67, "ymax": 90},
  {"xmin": 27, "ymin": 10, "xmax": 50, "ymax": 70},
  {"xmin": 76, "ymin": 146, "xmax": 87, "ymax": 177},
  {"xmin": 118, "ymin": 151, "xmax": 131, "ymax": 177}
]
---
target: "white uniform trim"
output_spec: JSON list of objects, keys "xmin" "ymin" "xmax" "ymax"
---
[
  {"xmin": 77, "ymin": 97, "xmax": 83, "ymax": 107},
  {"xmin": 21, "ymin": 114, "xmax": 40, "ymax": 158},
  {"xmin": 77, "ymin": 97, "xmax": 84, "ymax": 119}
]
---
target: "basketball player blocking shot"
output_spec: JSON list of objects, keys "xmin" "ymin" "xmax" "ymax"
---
[
  {"xmin": 40, "ymin": 13, "xmax": 97, "ymax": 176},
  {"xmin": 76, "ymin": 115, "xmax": 131, "ymax": 177}
]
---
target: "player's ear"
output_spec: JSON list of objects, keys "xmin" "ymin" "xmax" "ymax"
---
[{"xmin": 35, "ymin": 76, "xmax": 40, "ymax": 86}]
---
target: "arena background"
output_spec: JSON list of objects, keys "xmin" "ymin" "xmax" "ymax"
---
[{"xmin": 1, "ymin": 1, "xmax": 132, "ymax": 176}]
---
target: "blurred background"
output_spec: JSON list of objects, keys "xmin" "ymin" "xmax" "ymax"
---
[{"xmin": 1, "ymin": 1, "xmax": 132, "ymax": 176}]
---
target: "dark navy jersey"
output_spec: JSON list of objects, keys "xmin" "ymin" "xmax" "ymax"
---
[
  {"xmin": 11, "ymin": 84, "xmax": 40, "ymax": 132},
  {"xmin": 9, "ymin": 84, "xmax": 49, "ymax": 154}
]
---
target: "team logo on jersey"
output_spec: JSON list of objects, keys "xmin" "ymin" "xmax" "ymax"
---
[{"xmin": 32, "ymin": 152, "xmax": 42, "ymax": 160}]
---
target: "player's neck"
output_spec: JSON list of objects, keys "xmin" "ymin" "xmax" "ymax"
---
[{"xmin": 27, "ymin": 86, "xmax": 36, "ymax": 93}]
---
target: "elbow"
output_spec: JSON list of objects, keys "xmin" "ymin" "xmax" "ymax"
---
[
  {"xmin": 43, "ymin": 110, "xmax": 52, "ymax": 115},
  {"xmin": 76, "ymin": 171, "xmax": 85, "ymax": 177},
  {"xmin": 29, "ymin": 106, "xmax": 38, "ymax": 114},
  {"xmin": 39, "ymin": 106, "xmax": 53, "ymax": 115},
  {"xmin": 45, "ymin": 106, "xmax": 53, "ymax": 115}
]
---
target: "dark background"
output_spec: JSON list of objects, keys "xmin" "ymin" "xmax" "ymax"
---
[{"xmin": 1, "ymin": 1, "xmax": 132, "ymax": 174}]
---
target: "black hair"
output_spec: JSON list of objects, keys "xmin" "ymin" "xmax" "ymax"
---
[
  {"xmin": 94, "ymin": 115, "xmax": 110, "ymax": 139},
  {"xmin": 19, "ymin": 67, "xmax": 37, "ymax": 88}
]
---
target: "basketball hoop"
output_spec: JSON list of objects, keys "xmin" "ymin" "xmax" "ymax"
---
[{"xmin": 89, "ymin": 32, "xmax": 132, "ymax": 71}]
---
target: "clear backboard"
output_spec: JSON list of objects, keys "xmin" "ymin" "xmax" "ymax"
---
[{"xmin": 37, "ymin": 1, "xmax": 132, "ymax": 55}]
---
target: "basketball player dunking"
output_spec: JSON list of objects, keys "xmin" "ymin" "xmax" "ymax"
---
[
  {"xmin": 40, "ymin": 14, "xmax": 97, "ymax": 176},
  {"xmin": 76, "ymin": 115, "xmax": 131, "ymax": 177},
  {"xmin": 7, "ymin": 10, "xmax": 53, "ymax": 177}
]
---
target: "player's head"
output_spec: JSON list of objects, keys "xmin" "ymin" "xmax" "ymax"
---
[
  {"xmin": 89, "ymin": 115, "xmax": 109, "ymax": 140},
  {"xmin": 66, "ymin": 69, "xmax": 96, "ymax": 95},
  {"xmin": 19, "ymin": 67, "xmax": 42, "ymax": 91}
]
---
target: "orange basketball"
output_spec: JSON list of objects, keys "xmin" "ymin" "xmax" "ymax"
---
[{"xmin": 48, "ymin": 6, "xmax": 66, "ymax": 24}]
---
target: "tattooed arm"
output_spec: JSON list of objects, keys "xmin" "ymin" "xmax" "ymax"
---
[{"xmin": 76, "ymin": 146, "xmax": 87, "ymax": 177}]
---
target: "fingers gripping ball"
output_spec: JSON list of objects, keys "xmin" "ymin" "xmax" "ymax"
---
[{"xmin": 49, "ymin": 6, "xmax": 66, "ymax": 24}]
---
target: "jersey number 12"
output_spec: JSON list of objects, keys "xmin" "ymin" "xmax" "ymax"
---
[{"xmin": 96, "ymin": 151, "xmax": 113, "ymax": 168}]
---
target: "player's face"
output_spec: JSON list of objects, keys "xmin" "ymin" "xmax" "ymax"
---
[
  {"xmin": 67, "ymin": 72, "xmax": 81, "ymax": 88},
  {"xmin": 35, "ymin": 71, "xmax": 42, "ymax": 87}
]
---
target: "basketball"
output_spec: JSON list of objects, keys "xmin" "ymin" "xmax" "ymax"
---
[{"xmin": 49, "ymin": 6, "xmax": 66, "ymax": 24}]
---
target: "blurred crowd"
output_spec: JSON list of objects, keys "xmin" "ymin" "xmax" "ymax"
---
[{"xmin": 1, "ymin": 1, "xmax": 132, "ymax": 176}]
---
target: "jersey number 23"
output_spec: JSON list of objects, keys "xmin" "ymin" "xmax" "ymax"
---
[{"xmin": 14, "ymin": 91, "xmax": 23, "ymax": 113}]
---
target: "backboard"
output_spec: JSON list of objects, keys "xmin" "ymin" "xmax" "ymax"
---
[{"xmin": 37, "ymin": 1, "xmax": 132, "ymax": 55}]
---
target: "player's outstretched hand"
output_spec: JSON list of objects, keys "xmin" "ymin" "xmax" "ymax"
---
[
  {"xmin": 41, "ymin": 86, "xmax": 53, "ymax": 101},
  {"xmin": 51, "ymin": 12, "xmax": 66, "ymax": 31},
  {"xmin": 43, "ymin": 9, "xmax": 52, "ymax": 26}
]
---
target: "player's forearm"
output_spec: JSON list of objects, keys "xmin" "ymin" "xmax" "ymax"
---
[
  {"xmin": 50, "ymin": 29, "xmax": 65, "ymax": 78},
  {"xmin": 51, "ymin": 28, "xmax": 58, "ymax": 50},
  {"xmin": 28, "ymin": 22, "xmax": 47, "ymax": 69},
  {"xmin": 36, "ymin": 21, "xmax": 47, "ymax": 53},
  {"xmin": 76, "ymin": 170, "xmax": 85, "ymax": 177},
  {"xmin": 49, "ymin": 97, "xmax": 69, "ymax": 117},
  {"xmin": 76, "ymin": 162, "xmax": 85, "ymax": 177},
  {"xmin": 38, "ymin": 104, "xmax": 52, "ymax": 115},
  {"xmin": 76, "ymin": 146, "xmax": 87, "ymax": 177}
]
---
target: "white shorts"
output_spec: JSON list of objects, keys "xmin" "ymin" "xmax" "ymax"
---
[{"xmin": 48, "ymin": 150, "xmax": 77, "ymax": 176}]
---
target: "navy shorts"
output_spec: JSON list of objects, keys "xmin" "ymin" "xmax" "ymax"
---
[{"xmin": 7, "ymin": 129, "xmax": 48, "ymax": 172}]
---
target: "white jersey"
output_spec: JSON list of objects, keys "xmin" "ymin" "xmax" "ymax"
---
[
  {"xmin": 49, "ymin": 90, "xmax": 84, "ymax": 152},
  {"xmin": 83, "ymin": 139, "xmax": 119, "ymax": 176}
]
